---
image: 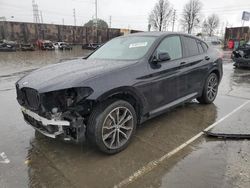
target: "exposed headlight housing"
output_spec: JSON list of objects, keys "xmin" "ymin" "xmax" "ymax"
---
[
  {"xmin": 41, "ymin": 87, "xmax": 93, "ymax": 112},
  {"xmin": 65, "ymin": 87, "xmax": 93, "ymax": 107}
]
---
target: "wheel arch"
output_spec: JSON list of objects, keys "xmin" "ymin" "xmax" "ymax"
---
[
  {"xmin": 209, "ymin": 68, "xmax": 221, "ymax": 81},
  {"xmin": 95, "ymin": 86, "xmax": 146, "ymax": 123},
  {"xmin": 198, "ymin": 67, "xmax": 221, "ymax": 98}
]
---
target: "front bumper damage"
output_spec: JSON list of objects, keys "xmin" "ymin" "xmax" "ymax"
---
[
  {"xmin": 233, "ymin": 58, "xmax": 250, "ymax": 68},
  {"xmin": 232, "ymin": 50, "xmax": 250, "ymax": 68},
  {"xmin": 21, "ymin": 107, "xmax": 86, "ymax": 142}
]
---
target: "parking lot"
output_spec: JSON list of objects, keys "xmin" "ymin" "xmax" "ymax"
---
[{"xmin": 0, "ymin": 48, "xmax": 250, "ymax": 188}]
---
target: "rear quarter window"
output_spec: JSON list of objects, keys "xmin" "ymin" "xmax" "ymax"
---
[
  {"xmin": 197, "ymin": 41, "xmax": 204, "ymax": 54},
  {"xmin": 201, "ymin": 42, "xmax": 208, "ymax": 52}
]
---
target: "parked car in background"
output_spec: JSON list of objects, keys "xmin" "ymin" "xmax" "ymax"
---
[
  {"xmin": 16, "ymin": 32, "xmax": 223, "ymax": 154},
  {"xmin": 202, "ymin": 36, "xmax": 223, "ymax": 48},
  {"xmin": 82, "ymin": 43, "xmax": 102, "ymax": 50},
  {"xmin": 37, "ymin": 40, "xmax": 55, "ymax": 50},
  {"xmin": 0, "ymin": 40, "xmax": 16, "ymax": 52},
  {"xmin": 53, "ymin": 42, "xmax": 61, "ymax": 50},
  {"xmin": 41, "ymin": 41, "xmax": 55, "ymax": 51},
  {"xmin": 54, "ymin": 42, "xmax": 72, "ymax": 50},
  {"xmin": 59, "ymin": 42, "xmax": 73, "ymax": 50},
  {"xmin": 20, "ymin": 44, "xmax": 35, "ymax": 51},
  {"xmin": 232, "ymin": 40, "xmax": 250, "ymax": 68},
  {"xmin": 53, "ymin": 42, "xmax": 63, "ymax": 49}
]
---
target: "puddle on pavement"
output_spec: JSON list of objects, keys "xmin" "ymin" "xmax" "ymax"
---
[
  {"xmin": 205, "ymin": 101, "xmax": 250, "ymax": 138},
  {"xmin": 219, "ymin": 64, "xmax": 250, "ymax": 100},
  {"xmin": 129, "ymin": 137, "xmax": 250, "ymax": 188},
  {"xmin": 0, "ymin": 46, "xmax": 92, "ymax": 77}
]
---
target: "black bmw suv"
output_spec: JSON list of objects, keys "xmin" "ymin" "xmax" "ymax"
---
[{"xmin": 16, "ymin": 32, "xmax": 223, "ymax": 154}]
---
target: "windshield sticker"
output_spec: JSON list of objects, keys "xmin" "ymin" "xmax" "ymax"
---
[{"xmin": 129, "ymin": 42, "xmax": 148, "ymax": 48}]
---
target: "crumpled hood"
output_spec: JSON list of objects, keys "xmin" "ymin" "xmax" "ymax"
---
[{"xmin": 17, "ymin": 58, "xmax": 137, "ymax": 93}]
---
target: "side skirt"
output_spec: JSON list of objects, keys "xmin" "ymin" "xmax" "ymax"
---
[{"xmin": 140, "ymin": 92, "xmax": 198, "ymax": 123}]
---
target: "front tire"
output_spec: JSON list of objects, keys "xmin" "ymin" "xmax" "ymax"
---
[
  {"xmin": 197, "ymin": 73, "xmax": 219, "ymax": 104},
  {"xmin": 87, "ymin": 100, "xmax": 137, "ymax": 154}
]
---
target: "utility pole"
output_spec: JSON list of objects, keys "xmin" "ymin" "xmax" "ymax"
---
[
  {"xmin": 95, "ymin": 0, "xmax": 98, "ymax": 21},
  {"xmin": 32, "ymin": 0, "xmax": 40, "ymax": 23},
  {"xmin": 94, "ymin": 0, "xmax": 98, "ymax": 43},
  {"xmin": 73, "ymin": 8, "xmax": 76, "ymax": 26},
  {"xmin": 172, "ymin": 9, "xmax": 176, "ymax": 32},
  {"xmin": 40, "ymin": 11, "xmax": 43, "ymax": 23},
  {"xmin": 109, "ymin": 16, "xmax": 112, "ymax": 28},
  {"xmin": 148, "ymin": 24, "xmax": 151, "ymax": 31},
  {"xmin": 62, "ymin": 18, "xmax": 64, "ymax": 25}
]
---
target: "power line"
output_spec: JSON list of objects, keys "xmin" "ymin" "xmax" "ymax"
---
[
  {"xmin": 3, "ymin": 1, "xmax": 250, "ymax": 14},
  {"xmin": 1, "ymin": 3, "xmax": 93, "ymax": 19},
  {"xmin": 2, "ymin": 1, "xmax": 250, "ymax": 29},
  {"xmin": 3, "ymin": 2, "xmax": 249, "ymax": 22}
]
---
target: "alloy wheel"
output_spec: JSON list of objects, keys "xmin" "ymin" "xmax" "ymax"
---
[
  {"xmin": 102, "ymin": 107, "xmax": 134, "ymax": 150},
  {"xmin": 207, "ymin": 74, "xmax": 218, "ymax": 101}
]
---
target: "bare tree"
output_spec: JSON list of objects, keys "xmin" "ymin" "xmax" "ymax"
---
[
  {"xmin": 148, "ymin": 0, "xmax": 173, "ymax": 31},
  {"xmin": 203, "ymin": 14, "xmax": 220, "ymax": 36},
  {"xmin": 180, "ymin": 0, "xmax": 202, "ymax": 34}
]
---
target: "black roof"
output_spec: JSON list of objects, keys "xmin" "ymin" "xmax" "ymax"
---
[
  {"xmin": 130, "ymin": 31, "xmax": 190, "ymax": 36},
  {"xmin": 127, "ymin": 31, "xmax": 204, "ymax": 41}
]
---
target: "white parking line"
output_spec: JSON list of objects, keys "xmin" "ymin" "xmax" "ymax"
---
[
  {"xmin": 114, "ymin": 100, "xmax": 250, "ymax": 188},
  {"xmin": 0, "ymin": 152, "xmax": 10, "ymax": 164}
]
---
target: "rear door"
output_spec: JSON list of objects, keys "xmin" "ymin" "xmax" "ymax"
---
[{"xmin": 179, "ymin": 36, "xmax": 208, "ymax": 96}]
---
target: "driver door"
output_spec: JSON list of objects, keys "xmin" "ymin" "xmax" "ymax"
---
[{"xmin": 138, "ymin": 35, "xmax": 184, "ymax": 114}]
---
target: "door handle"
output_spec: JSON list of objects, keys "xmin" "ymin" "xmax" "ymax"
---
[
  {"xmin": 180, "ymin": 62, "xmax": 186, "ymax": 66},
  {"xmin": 205, "ymin": 56, "xmax": 210, "ymax": 60}
]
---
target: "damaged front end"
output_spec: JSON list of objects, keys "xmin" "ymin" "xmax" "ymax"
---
[
  {"xmin": 16, "ymin": 85, "xmax": 94, "ymax": 142},
  {"xmin": 232, "ymin": 43, "xmax": 250, "ymax": 68}
]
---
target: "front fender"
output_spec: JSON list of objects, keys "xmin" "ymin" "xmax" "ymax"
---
[{"xmin": 88, "ymin": 86, "xmax": 148, "ymax": 116}]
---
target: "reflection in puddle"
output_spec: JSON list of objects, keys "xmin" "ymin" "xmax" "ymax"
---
[{"xmin": 0, "ymin": 47, "xmax": 92, "ymax": 76}]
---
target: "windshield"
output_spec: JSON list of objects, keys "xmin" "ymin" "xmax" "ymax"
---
[{"xmin": 88, "ymin": 36, "xmax": 156, "ymax": 60}]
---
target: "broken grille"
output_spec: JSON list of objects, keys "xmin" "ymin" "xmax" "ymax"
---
[{"xmin": 22, "ymin": 88, "xmax": 40, "ymax": 110}]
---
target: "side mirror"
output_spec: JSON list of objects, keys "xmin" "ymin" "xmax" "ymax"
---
[
  {"xmin": 158, "ymin": 52, "xmax": 171, "ymax": 62},
  {"xmin": 153, "ymin": 52, "xmax": 171, "ymax": 63}
]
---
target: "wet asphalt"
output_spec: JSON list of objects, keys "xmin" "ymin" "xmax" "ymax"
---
[{"xmin": 0, "ymin": 48, "xmax": 250, "ymax": 188}]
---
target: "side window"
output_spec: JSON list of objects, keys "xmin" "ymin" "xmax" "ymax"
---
[
  {"xmin": 156, "ymin": 36, "xmax": 182, "ymax": 60},
  {"xmin": 197, "ymin": 41, "xmax": 204, "ymax": 54},
  {"xmin": 201, "ymin": 42, "xmax": 208, "ymax": 52},
  {"xmin": 182, "ymin": 37, "xmax": 199, "ymax": 57}
]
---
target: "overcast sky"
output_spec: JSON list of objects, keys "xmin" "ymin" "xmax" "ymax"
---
[{"xmin": 0, "ymin": 0, "xmax": 250, "ymax": 33}]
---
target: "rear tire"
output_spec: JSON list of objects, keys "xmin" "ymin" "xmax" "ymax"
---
[
  {"xmin": 87, "ymin": 99, "xmax": 137, "ymax": 154},
  {"xmin": 197, "ymin": 73, "xmax": 218, "ymax": 104}
]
